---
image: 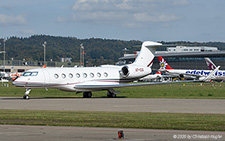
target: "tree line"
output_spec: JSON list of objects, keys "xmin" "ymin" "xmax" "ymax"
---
[{"xmin": 0, "ymin": 35, "xmax": 225, "ymax": 66}]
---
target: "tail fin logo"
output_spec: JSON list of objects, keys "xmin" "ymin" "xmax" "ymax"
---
[
  {"xmin": 207, "ymin": 61, "xmax": 216, "ymax": 70},
  {"xmin": 159, "ymin": 58, "xmax": 168, "ymax": 70},
  {"xmin": 158, "ymin": 56, "xmax": 173, "ymax": 70},
  {"xmin": 205, "ymin": 58, "xmax": 216, "ymax": 70}
]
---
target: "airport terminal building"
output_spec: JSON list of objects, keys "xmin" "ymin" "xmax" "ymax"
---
[{"xmin": 119, "ymin": 46, "xmax": 225, "ymax": 71}]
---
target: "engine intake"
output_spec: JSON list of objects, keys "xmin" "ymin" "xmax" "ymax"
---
[
  {"xmin": 121, "ymin": 66, "xmax": 129, "ymax": 77},
  {"xmin": 120, "ymin": 65, "xmax": 151, "ymax": 79}
]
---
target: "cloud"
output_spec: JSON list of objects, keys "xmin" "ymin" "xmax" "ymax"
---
[
  {"xmin": 173, "ymin": 0, "xmax": 189, "ymax": 6},
  {"xmin": 134, "ymin": 13, "xmax": 179, "ymax": 22},
  {"xmin": 0, "ymin": 14, "xmax": 26, "ymax": 26},
  {"xmin": 21, "ymin": 29, "xmax": 35, "ymax": 35},
  {"xmin": 56, "ymin": 17, "xmax": 67, "ymax": 23},
  {"xmin": 72, "ymin": 11, "xmax": 128, "ymax": 23},
  {"xmin": 70, "ymin": 0, "xmax": 183, "ymax": 28}
]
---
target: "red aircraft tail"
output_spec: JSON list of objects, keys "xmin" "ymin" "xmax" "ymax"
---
[{"xmin": 157, "ymin": 56, "xmax": 173, "ymax": 70}]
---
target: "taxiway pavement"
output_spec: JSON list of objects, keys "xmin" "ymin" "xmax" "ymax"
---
[
  {"xmin": 0, "ymin": 97, "xmax": 225, "ymax": 114},
  {"xmin": 0, "ymin": 125, "xmax": 224, "ymax": 141},
  {"xmin": 1, "ymin": 97, "xmax": 225, "ymax": 140}
]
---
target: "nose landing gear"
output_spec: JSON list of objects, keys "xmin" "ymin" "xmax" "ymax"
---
[{"xmin": 23, "ymin": 88, "xmax": 31, "ymax": 100}]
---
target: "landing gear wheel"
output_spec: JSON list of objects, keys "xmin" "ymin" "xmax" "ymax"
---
[
  {"xmin": 107, "ymin": 91, "xmax": 116, "ymax": 98},
  {"xmin": 23, "ymin": 88, "xmax": 31, "ymax": 100},
  {"xmin": 83, "ymin": 92, "xmax": 92, "ymax": 98},
  {"xmin": 23, "ymin": 95, "xmax": 29, "ymax": 100}
]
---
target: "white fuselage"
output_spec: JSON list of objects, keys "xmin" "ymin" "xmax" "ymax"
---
[{"xmin": 13, "ymin": 65, "xmax": 151, "ymax": 92}]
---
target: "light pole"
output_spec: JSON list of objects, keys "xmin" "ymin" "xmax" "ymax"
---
[
  {"xmin": 42, "ymin": 41, "xmax": 47, "ymax": 65},
  {"xmin": 80, "ymin": 44, "xmax": 85, "ymax": 67},
  {"xmin": 0, "ymin": 43, "xmax": 1, "ymax": 68},
  {"xmin": 3, "ymin": 39, "xmax": 6, "ymax": 72}
]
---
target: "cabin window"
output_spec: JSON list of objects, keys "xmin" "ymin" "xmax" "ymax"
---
[
  {"xmin": 54, "ymin": 74, "xmax": 59, "ymax": 79},
  {"xmin": 83, "ymin": 73, "xmax": 87, "ymax": 78},
  {"xmin": 104, "ymin": 72, "xmax": 108, "ymax": 77},
  {"xmin": 22, "ymin": 72, "xmax": 38, "ymax": 76},
  {"xmin": 69, "ymin": 73, "xmax": 73, "ymax": 78},
  {"xmin": 90, "ymin": 73, "xmax": 94, "ymax": 78},
  {"xmin": 62, "ymin": 73, "xmax": 66, "ymax": 79},
  {"xmin": 97, "ymin": 72, "xmax": 101, "ymax": 77},
  {"xmin": 31, "ymin": 72, "xmax": 38, "ymax": 76},
  {"xmin": 76, "ymin": 73, "xmax": 80, "ymax": 78},
  {"xmin": 23, "ymin": 72, "xmax": 32, "ymax": 76}
]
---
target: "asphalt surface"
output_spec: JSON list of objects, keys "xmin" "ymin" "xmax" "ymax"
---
[
  {"xmin": 1, "ymin": 97, "xmax": 225, "ymax": 140},
  {"xmin": 0, "ymin": 97, "xmax": 225, "ymax": 114},
  {"xmin": 0, "ymin": 125, "xmax": 224, "ymax": 141}
]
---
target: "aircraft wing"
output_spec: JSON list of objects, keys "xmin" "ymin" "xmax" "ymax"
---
[{"xmin": 74, "ymin": 80, "xmax": 195, "ymax": 91}]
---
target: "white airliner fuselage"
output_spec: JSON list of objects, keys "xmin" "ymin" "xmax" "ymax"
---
[
  {"xmin": 164, "ymin": 69, "xmax": 225, "ymax": 80},
  {"xmin": 14, "ymin": 65, "xmax": 151, "ymax": 92}
]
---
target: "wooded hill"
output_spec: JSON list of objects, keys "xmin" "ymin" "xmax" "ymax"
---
[{"xmin": 0, "ymin": 35, "xmax": 225, "ymax": 66}]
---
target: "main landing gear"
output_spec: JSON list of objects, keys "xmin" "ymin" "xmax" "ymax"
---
[
  {"xmin": 107, "ymin": 89, "xmax": 120, "ymax": 98},
  {"xmin": 83, "ymin": 92, "xmax": 92, "ymax": 98},
  {"xmin": 82, "ymin": 89, "xmax": 120, "ymax": 98},
  {"xmin": 23, "ymin": 88, "xmax": 31, "ymax": 100}
]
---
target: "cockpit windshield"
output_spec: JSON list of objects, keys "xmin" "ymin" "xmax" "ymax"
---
[{"xmin": 22, "ymin": 72, "xmax": 38, "ymax": 76}]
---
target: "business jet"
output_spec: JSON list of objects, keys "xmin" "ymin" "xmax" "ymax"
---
[
  {"xmin": 13, "ymin": 41, "xmax": 192, "ymax": 99},
  {"xmin": 158, "ymin": 56, "xmax": 224, "ymax": 81}
]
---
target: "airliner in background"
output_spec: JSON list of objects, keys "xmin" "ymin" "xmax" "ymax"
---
[
  {"xmin": 13, "ymin": 41, "xmax": 196, "ymax": 99},
  {"xmin": 158, "ymin": 56, "xmax": 223, "ymax": 81},
  {"xmin": 139, "ymin": 71, "xmax": 162, "ymax": 81},
  {"xmin": 205, "ymin": 57, "xmax": 216, "ymax": 70},
  {"xmin": 204, "ymin": 57, "xmax": 225, "ymax": 81}
]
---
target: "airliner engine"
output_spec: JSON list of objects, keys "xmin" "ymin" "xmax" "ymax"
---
[{"xmin": 120, "ymin": 65, "xmax": 151, "ymax": 79}]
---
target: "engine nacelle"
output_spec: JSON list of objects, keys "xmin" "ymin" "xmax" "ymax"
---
[{"xmin": 120, "ymin": 65, "xmax": 151, "ymax": 79}]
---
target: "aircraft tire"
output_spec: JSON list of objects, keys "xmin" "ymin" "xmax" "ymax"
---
[
  {"xmin": 107, "ymin": 92, "xmax": 116, "ymax": 98},
  {"xmin": 23, "ymin": 95, "xmax": 29, "ymax": 100},
  {"xmin": 83, "ymin": 92, "xmax": 92, "ymax": 98}
]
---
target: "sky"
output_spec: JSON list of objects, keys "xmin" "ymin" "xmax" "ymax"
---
[{"xmin": 0, "ymin": 0, "xmax": 225, "ymax": 42}]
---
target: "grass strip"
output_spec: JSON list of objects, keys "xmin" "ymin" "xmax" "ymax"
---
[
  {"xmin": 1, "ymin": 82, "xmax": 225, "ymax": 99},
  {"xmin": 0, "ymin": 109, "xmax": 225, "ymax": 131}
]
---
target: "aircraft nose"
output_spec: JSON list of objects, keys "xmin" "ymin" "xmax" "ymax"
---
[
  {"xmin": 12, "ymin": 80, "xmax": 19, "ymax": 86},
  {"xmin": 12, "ymin": 78, "xmax": 25, "ymax": 87}
]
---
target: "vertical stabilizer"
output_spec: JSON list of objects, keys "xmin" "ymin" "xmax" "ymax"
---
[
  {"xmin": 205, "ymin": 57, "xmax": 216, "ymax": 70},
  {"xmin": 133, "ymin": 41, "xmax": 162, "ymax": 67},
  {"xmin": 158, "ymin": 56, "xmax": 174, "ymax": 70}
]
